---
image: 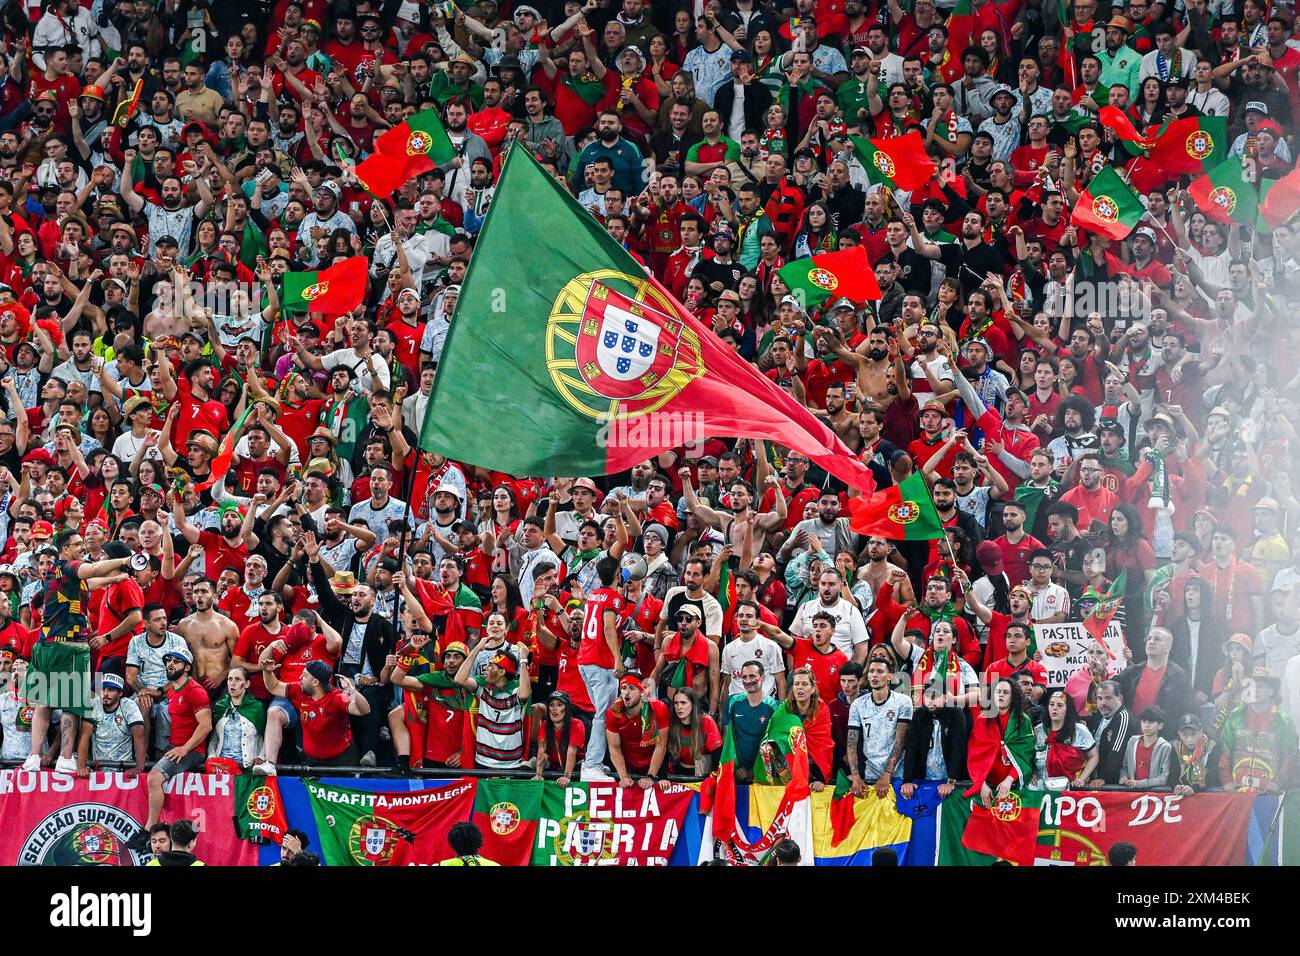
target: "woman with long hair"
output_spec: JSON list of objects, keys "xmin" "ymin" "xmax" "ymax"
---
[
  {"xmin": 664, "ymin": 685, "xmax": 722, "ymax": 778},
  {"xmin": 758, "ymin": 100, "xmax": 788, "ymax": 159},
  {"xmin": 749, "ymin": 28, "xmax": 784, "ymax": 92},
  {"xmin": 1132, "ymin": 76, "xmax": 1164, "ymax": 127},
  {"xmin": 186, "ymin": 219, "xmax": 220, "ymax": 266},
  {"xmin": 1102, "ymin": 501, "xmax": 1156, "ymax": 614},
  {"xmin": 533, "ymin": 690, "xmax": 585, "ymax": 786},
  {"xmin": 85, "ymin": 406, "xmax": 114, "ymax": 450},
  {"xmin": 1034, "ymin": 690, "xmax": 1097, "ymax": 789},
  {"xmin": 670, "ymin": 8, "xmax": 696, "ymax": 63},
  {"xmin": 480, "ymin": 484, "xmax": 521, "ymax": 571},
  {"xmin": 966, "ymin": 677, "xmax": 1035, "ymax": 807},
  {"xmin": 488, "ymin": 573, "xmax": 528, "ymax": 643},
  {"xmin": 792, "ymin": 201, "xmax": 837, "ymax": 260},
  {"xmin": 775, "ymin": 668, "xmax": 833, "ymax": 788},
  {"xmin": 133, "ymin": 454, "xmax": 163, "ymax": 489},
  {"xmin": 84, "ymin": 453, "xmax": 125, "ymax": 520},
  {"xmin": 646, "ymin": 33, "xmax": 680, "ymax": 98}
]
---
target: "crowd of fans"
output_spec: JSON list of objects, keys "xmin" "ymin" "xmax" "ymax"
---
[{"xmin": 0, "ymin": 0, "xmax": 1296, "ymax": 857}]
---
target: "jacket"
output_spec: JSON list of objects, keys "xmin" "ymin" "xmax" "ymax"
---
[
  {"xmin": 1120, "ymin": 735, "xmax": 1174, "ymax": 789},
  {"xmin": 711, "ymin": 80, "xmax": 774, "ymax": 139},
  {"xmin": 1116, "ymin": 660, "xmax": 1194, "ymax": 741},
  {"xmin": 310, "ymin": 559, "xmax": 397, "ymax": 680},
  {"xmin": 1085, "ymin": 706, "xmax": 1133, "ymax": 784},
  {"xmin": 902, "ymin": 705, "xmax": 969, "ymax": 783},
  {"xmin": 207, "ymin": 693, "xmax": 266, "ymax": 769},
  {"xmin": 1168, "ymin": 614, "xmax": 1227, "ymax": 697}
]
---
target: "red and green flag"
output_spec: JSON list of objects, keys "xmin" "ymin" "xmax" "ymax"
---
[
  {"xmin": 1129, "ymin": 115, "xmax": 1228, "ymax": 191},
  {"xmin": 847, "ymin": 470, "xmax": 944, "ymax": 540},
  {"xmin": 352, "ymin": 150, "xmax": 418, "ymax": 199},
  {"xmin": 1071, "ymin": 165, "xmax": 1143, "ymax": 240},
  {"xmin": 938, "ymin": 789, "xmax": 1045, "ymax": 866},
  {"xmin": 194, "ymin": 403, "xmax": 254, "ymax": 493},
  {"xmin": 850, "ymin": 131, "xmax": 936, "ymax": 192},
  {"xmin": 374, "ymin": 108, "xmax": 456, "ymax": 175},
  {"xmin": 112, "ymin": 79, "xmax": 145, "ymax": 129},
  {"xmin": 1098, "ymin": 105, "xmax": 1157, "ymax": 153},
  {"xmin": 956, "ymin": 708, "xmax": 1038, "ymax": 864},
  {"xmin": 282, "ymin": 256, "xmax": 369, "ymax": 315},
  {"xmin": 471, "ymin": 778, "xmax": 544, "ymax": 866},
  {"xmin": 304, "ymin": 779, "xmax": 477, "ymax": 866},
  {"xmin": 830, "ymin": 770, "xmax": 858, "ymax": 848},
  {"xmin": 944, "ymin": 0, "xmax": 976, "ymax": 69},
  {"xmin": 1259, "ymin": 164, "xmax": 1300, "ymax": 229},
  {"xmin": 419, "ymin": 144, "xmax": 878, "ymax": 494},
  {"xmin": 1082, "ymin": 568, "xmax": 1126, "ymax": 655},
  {"xmin": 1188, "ymin": 158, "xmax": 1258, "ymax": 226},
  {"xmin": 232, "ymin": 773, "xmax": 288, "ymax": 844},
  {"xmin": 777, "ymin": 246, "xmax": 882, "ymax": 309}
]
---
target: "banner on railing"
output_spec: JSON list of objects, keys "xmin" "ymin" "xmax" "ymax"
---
[
  {"xmin": 0, "ymin": 770, "xmax": 258, "ymax": 866},
  {"xmin": 937, "ymin": 789, "xmax": 1255, "ymax": 866}
]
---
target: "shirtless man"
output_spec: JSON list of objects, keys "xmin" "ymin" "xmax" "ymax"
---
[
  {"xmin": 857, "ymin": 538, "xmax": 916, "ymax": 603},
  {"xmin": 175, "ymin": 578, "xmax": 240, "ymax": 691},
  {"xmin": 815, "ymin": 381, "xmax": 862, "ymax": 451},
  {"xmin": 680, "ymin": 467, "xmax": 786, "ymax": 560},
  {"xmin": 815, "ymin": 324, "xmax": 895, "ymax": 404}
]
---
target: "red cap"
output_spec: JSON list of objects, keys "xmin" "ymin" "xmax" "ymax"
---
[{"xmin": 30, "ymin": 520, "xmax": 54, "ymax": 539}]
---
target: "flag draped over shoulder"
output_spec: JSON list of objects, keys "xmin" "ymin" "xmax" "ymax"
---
[
  {"xmin": 418, "ymin": 144, "xmax": 877, "ymax": 494},
  {"xmin": 847, "ymin": 471, "xmax": 945, "ymax": 540},
  {"xmin": 699, "ymin": 709, "xmax": 813, "ymax": 864}
]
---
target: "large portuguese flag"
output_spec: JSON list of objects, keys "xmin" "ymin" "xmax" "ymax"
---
[
  {"xmin": 777, "ymin": 246, "xmax": 882, "ymax": 308},
  {"xmin": 1071, "ymin": 165, "xmax": 1143, "ymax": 241},
  {"xmin": 850, "ymin": 131, "xmax": 935, "ymax": 192},
  {"xmin": 846, "ymin": 470, "xmax": 944, "ymax": 539},
  {"xmin": 418, "ymin": 144, "xmax": 877, "ymax": 493},
  {"xmin": 281, "ymin": 256, "xmax": 369, "ymax": 315},
  {"xmin": 374, "ymin": 108, "xmax": 456, "ymax": 176},
  {"xmin": 1128, "ymin": 115, "xmax": 1227, "ymax": 193}
]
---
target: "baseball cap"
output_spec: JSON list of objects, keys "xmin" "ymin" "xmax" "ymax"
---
[
  {"xmin": 1254, "ymin": 497, "xmax": 1281, "ymax": 511},
  {"xmin": 316, "ymin": 180, "xmax": 341, "ymax": 199},
  {"xmin": 1245, "ymin": 101, "xmax": 1269, "ymax": 115},
  {"xmin": 164, "ymin": 646, "xmax": 193, "ymax": 665},
  {"xmin": 100, "ymin": 673, "xmax": 126, "ymax": 691},
  {"xmin": 30, "ymin": 520, "xmax": 53, "ymax": 539},
  {"xmin": 1179, "ymin": 714, "xmax": 1202, "ymax": 732},
  {"xmin": 675, "ymin": 604, "xmax": 703, "ymax": 621},
  {"xmin": 1133, "ymin": 226, "xmax": 1157, "ymax": 243},
  {"xmin": 731, "ymin": 48, "xmax": 753, "ymax": 62},
  {"xmin": 975, "ymin": 541, "xmax": 1003, "ymax": 572},
  {"xmin": 851, "ymin": 46, "xmax": 871, "ymax": 56}
]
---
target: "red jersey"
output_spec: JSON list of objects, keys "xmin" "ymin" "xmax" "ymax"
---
[
  {"xmin": 556, "ymin": 637, "xmax": 595, "ymax": 713},
  {"xmin": 537, "ymin": 717, "xmax": 587, "ymax": 767},
  {"xmin": 233, "ymin": 620, "xmax": 290, "ymax": 701},
  {"xmin": 174, "ymin": 380, "xmax": 230, "ymax": 452},
  {"xmin": 198, "ymin": 530, "xmax": 249, "ymax": 585},
  {"xmin": 605, "ymin": 697, "xmax": 670, "ymax": 774},
  {"xmin": 287, "ymin": 684, "xmax": 353, "ymax": 759},
  {"xmin": 166, "ymin": 676, "xmax": 212, "ymax": 748},
  {"xmin": 789, "ymin": 638, "xmax": 849, "ymax": 704},
  {"xmin": 272, "ymin": 622, "xmax": 336, "ymax": 684},
  {"xmin": 578, "ymin": 587, "xmax": 625, "ymax": 669},
  {"xmin": 94, "ymin": 577, "xmax": 145, "ymax": 666},
  {"xmin": 993, "ymin": 533, "xmax": 1045, "ymax": 587}
]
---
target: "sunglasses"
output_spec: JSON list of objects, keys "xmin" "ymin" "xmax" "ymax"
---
[{"xmin": 674, "ymin": 613, "xmax": 696, "ymax": 622}]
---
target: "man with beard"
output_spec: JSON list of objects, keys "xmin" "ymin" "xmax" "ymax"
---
[
  {"xmin": 790, "ymin": 489, "xmax": 860, "ymax": 562},
  {"xmin": 1045, "ymin": 396, "xmax": 1101, "ymax": 479},
  {"xmin": 409, "ymin": 558, "xmax": 484, "ymax": 652},
  {"xmin": 877, "ymin": 569, "xmax": 983, "ymax": 668},
  {"xmin": 908, "ymin": 400, "xmax": 959, "ymax": 481},
  {"xmin": 347, "ymin": 465, "xmax": 406, "ymax": 543},
  {"xmin": 438, "ymin": 97, "xmax": 492, "ymax": 210},
  {"xmin": 574, "ymin": 110, "xmax": 646, "ymax": 199},
  {"xmin": 1107, "ymin": 320, "xmax": 1160, "ymax": 413},
  {"xmin": 913, "ymin": 210, "xmax": 1011, "ymax": 298},
  {"xmin": 311, "ymin": 506, "xmax": 376, "ymax": 575},
  {"xmin": 636, "ymin": 174, "xmax": 694, "ymax": 277},
  {"xmin": 156, "ymin": 358, "xmax": 230, "ymax": 461},
  {"xmin": 126, "ymin": 647, "xmax": 211, "ymax": 850},
  {"xmin": 294, "ymin": 180, "xmax": 355, "ymax": 268},
  {"xmin": 1060, "ymin": 451, "xmax": 1153, "ymax": 536},
  {"xmin": 68, "ymin": 84, "xmax": 113, "ymax": 165},
  {"xmin": 814, "ymin": 382, "xmax": 861, "ymax": 452},
  {"xmin": 694, "ymin": 224, "xmax": 745, "ymax": 296},
  {"xmin": 172, "ymin": 495, "xmax": 256, "ymax": 584},
  {"xmin": 758, "ymin": 452, "xmax": 819, "ymax": 534},
  {"xmin": 176, "ymin": 578, "xmax": 240, "ymax": 693},
  {"xmin": 120, "ymin": 161, "xmax": 213, "ymax": 256},
  {"xmin": 681, "ymin": 468, "xmax": 786, "ymax": 561}
]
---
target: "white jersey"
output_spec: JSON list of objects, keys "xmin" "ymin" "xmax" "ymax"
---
[
  {"xmin": 720, "ymin": 634, "xmax": 786, "ymax": 698},
  {"xmin": 788, "ymin": 597, "xmax": 870, "ymax": 659},
  {"xmin": 848, "ymin": 690, "xmax": 913, "ymax": 780}
]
